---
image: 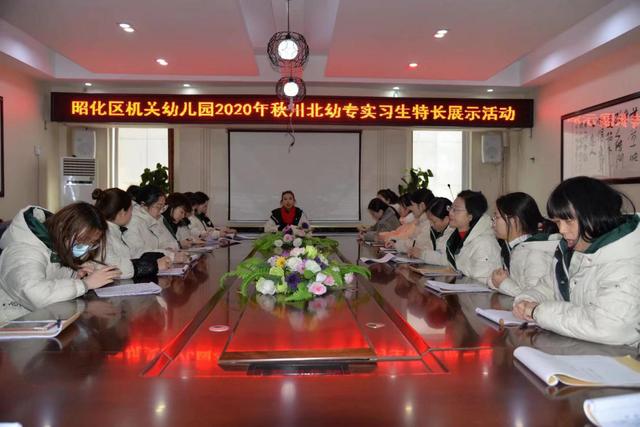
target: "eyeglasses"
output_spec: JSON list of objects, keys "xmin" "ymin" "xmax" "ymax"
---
[{"xmin": 446, "ymin": 206, "xmax": 467, "ymax": 214}]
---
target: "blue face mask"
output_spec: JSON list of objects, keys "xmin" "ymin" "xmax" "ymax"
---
[{"xmin": 72, "ymin": 243, "xmax": 91, "ymax": 258}]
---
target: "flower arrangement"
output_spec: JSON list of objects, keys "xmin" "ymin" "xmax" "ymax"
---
[
  {"xmin": 253, "ymin": 224, "xmax": 339, "ymax": 255},
  {"xmin": 221, "ymin": 244, "xmax": 370, "ymax": 301}
]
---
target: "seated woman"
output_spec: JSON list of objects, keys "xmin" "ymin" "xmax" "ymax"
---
[
  {"xmin": 408, "ymin": 197, "xmax": 455, "ymax": 262},
  {"xmin": 513, "ymin": 177, "xmax": 640, "ymax": 347},
  {"xmin": 264, "ymin": 190, "xmax": 310, "ymax": 232},
  {"xmin": 123, "ymin": 185, "xmax": 188, "ymax": 262},
  {"xmin": 377, "ymin": 188, "xmax": 401, "ymax": 216},
  {"xmin": 186, "ymin": 191, "xmax": 235, "ymax": 239},
  {"xmin": 379, "ymin": 193, "xmax": 416, "ymax": 243},
  {"xmin": 361, "ymin": 198, "xmax": 401, "ymax": 242},
  {"xmin": 489, "ymin": 192, "xmax": 560, "ymax": 297},
  {"xmin": 0, "ymin": 203, "xmax": 121, "ymax": 315},
  {"xmin": 440, "ymin": 190, "xmax": 501, "ymax": 282},
  {"xmin": 93, "ymin": 188, "xmax": 171, "ymax": 279},
  {"xmin": 161, "ymin": 193, "xmax": 201, "ymax": 249},
  {"xmin": 388, "ymin": 189, "xmax": 435, "ymax": 252}
]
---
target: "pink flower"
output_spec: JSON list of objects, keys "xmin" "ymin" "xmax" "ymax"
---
[
  {"xmin": 283, "ymin": 234, "xmax": 294, "ymax": 243},
  {"xmin": 344, "ymin": 272, "xmax": 355, "ymax": 284},
  {"xmin": 324, "ymin": 275, "xmax": 335, "ymax": 286},
  {"xmin": 308, "ymin": 282, "xmax": 327, "ymax": 296}
]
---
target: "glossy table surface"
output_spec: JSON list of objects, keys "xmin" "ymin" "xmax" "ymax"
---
[{"xmin": 0, "ymin": 236, "xmax": 637, "ymax": 426}]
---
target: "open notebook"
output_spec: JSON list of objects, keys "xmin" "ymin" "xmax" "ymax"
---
[
  {"xmin": 583, "ymin": 392, "xmax": 640, "ymax": 426},
  {"xmin": 475, "ymin": 308, "xmax": 534, "ymax": 327},
  {"xmin": 514, "ymin": 346, "xmax": 640, "ymax": 387}
]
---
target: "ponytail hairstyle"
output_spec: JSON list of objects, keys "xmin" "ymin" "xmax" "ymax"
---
[
  {"xmin": 45, "ymin": 202, "xmax": 107, "ymax": 269},
  {"xmin": 92, "ymin": 188, "xmax": 132, "ymax": 221},
  {"xmin": 428, "ymin": 197, "xmax": 452, "ymax": 220},
  {"xmin": 547, "ymin": 176, "xmax": 633, "ymax": 242},
  {"xmin": 136, "ymin": 185, "xmax": 164, "ymax": 207},
  {"xmin": 456, "ymin": 190, "xmax": 488, "ymax": 223},
  {"xmin": 368, "ymin": 198, "xmax": 389, "ymax": 214},
  {"xmin": 125, "ymin": 185, "xmax": 140, "ymax": 201},
  {"xmin": 410, "ymin": 188, "xmax": 435, "ymax": 209},
  {"xmin": 496, "ymin": 192, "xmax": 558, "ymax": 237}
]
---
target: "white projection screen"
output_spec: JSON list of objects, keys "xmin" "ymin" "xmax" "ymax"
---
[{"xmin": 228, "ymin": 131, "xmax": 361, "ymax": 223}]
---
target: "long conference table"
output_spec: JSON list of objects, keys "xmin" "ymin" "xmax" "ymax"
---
[{"xmin": 0, "ymin": 235, "xmax": 637, "ymax": 426}]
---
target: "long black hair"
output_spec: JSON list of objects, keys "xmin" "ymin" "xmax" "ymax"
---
[
  {"xmin": 457, "ymin": 190, "xmax": 488, "ymax": 223},
  {"xmin": 496, "ymin": 192, "xmax": 557, "ymax": 236},
  {"xmin": 547, "ymin": 176, "xmax": 633, "ymax": 242},
  {"xmin": 428, "ymin": 197, "xmax": 452, "ymax": 220},
  {"xmin": 368, "ymin": 198, "xmax": 389, "ymax": 214}
]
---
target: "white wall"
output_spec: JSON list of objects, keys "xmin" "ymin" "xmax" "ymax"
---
[
  {"xmin": 0, "ymin": 54, "xmax": 55, "ymax": 220},
  {"xmin": 515, "ymin": 38, "xmax": 640, "ymax": 209}
]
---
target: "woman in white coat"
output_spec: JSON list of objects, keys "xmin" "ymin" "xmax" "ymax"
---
[
  {"xmin": 93, "ymin": 188, "xmax": 171, "ymax": 279},
  {"xmin": 123, "ymin": 185, "xmax": 187, "ymax": 262},
  {"xmin": 513, "ymin": 177, "xmax": 640, "ymax": 347},
  {"xmin": 187, "ymin": 191, "xmax": 235, "ymax": 239},
  {"xmin": 489, "ymin": 192, "xmax": 560, "ymax": 297},
  {"xmin": 443, "ymin": 190, "xmax": 502, "ymax": 282},
  {"xmin": 0, "ymin": 203, "xmax": 121, "ymax": 316},
  {"xmin": 389, "ymin": 189, "xmax": 435, "ymax": 253},
  {"xmin": 408, "ymin": 197, "xmax": 455, "ymax": 263}
]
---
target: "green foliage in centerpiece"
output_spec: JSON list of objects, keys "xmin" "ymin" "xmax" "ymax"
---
[
  {"xmin": 252, "ymin": 224, "xmax": 339, "ymax": 256},
  {"xmin": 221, "ymin": 242, "xmax": 370, "ymax": 301}
]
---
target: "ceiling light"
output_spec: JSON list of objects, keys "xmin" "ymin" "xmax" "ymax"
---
[
  {"xmin": 276, "ymin": 76, "xmax": 306, "ymax": 103},
  {"xmin": 183, "ymin": 83, "xmax": 191, "ymax": 87},
  {"xmin": 434, "ymin": 29, "xmax": 448, "ymax": 38},
  {"xmin": 84, "ymin": 82, "xmax": 92, "ymax": 87},
  {"xmin": 267, "ymin": 0, "xmax": 309, "ymax": 69},
  {"xmin": 156, "ymin": 58, "xmax": 168, "ymax": 66},
  {"xmin": 487, "ymin": 88, "xmax": 494, "ymax": 92},
  {"xmin": 392, "ymin": 86, "xmax": 400, "ymax": 90},
  {"xmin": 409, "ymin": 62, "xmax": 418, "ymax": 68},
  {"xmin": 123, "ymin": 27, "xmax": 135, "ymax": 33},
  {"xmin": 118, "ymin": 23, "xmax": 131, "ymax": 29}
]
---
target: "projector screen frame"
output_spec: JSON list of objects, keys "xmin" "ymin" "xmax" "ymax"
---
[{"xmin": 227, "ymin": 129, "xmax": 362, "ymax": 223}]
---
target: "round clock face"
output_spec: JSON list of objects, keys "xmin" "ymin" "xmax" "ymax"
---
[{"xmin": 278, "ymin": 39, "xmax": 299, "ymax": 61}]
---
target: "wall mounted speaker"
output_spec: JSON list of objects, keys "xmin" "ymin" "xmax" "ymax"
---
[{"xmin": 481, "ymin": 132, "xmax": 503, "ymax": 164}]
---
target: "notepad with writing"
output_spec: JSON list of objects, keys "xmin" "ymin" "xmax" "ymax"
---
[
  {"xmin": 583, "ymin": 392, "xmax": 640, "ymax": 426},
  {"xmin": 514, "ymin": 346, "xmax": 640, "ymax": 387},
  {"xmin": 94, "ymin": 282, "xmax": 162, "ymax": 298},
  {"xmin": 157, "ymin": 264, "xmax": 189, "ymax": 276},
  {"xmin": 425, "ymin": 280, "xmax": 492, "ymax": 294},
  {"xmin": 410, "ymin": 265, "xmax": 459, "ymax": 277},
  {"xmin": 475, "ymin": 308, "xmax": 534, "ymax": 327}
]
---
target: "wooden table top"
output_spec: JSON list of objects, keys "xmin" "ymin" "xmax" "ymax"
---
[{"xmin": 0, "ymin": 236, "xmax": 636, "ymax": 426}]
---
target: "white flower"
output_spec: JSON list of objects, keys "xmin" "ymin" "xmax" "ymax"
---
[
  {"xmin": 256, "ymin": 278, "xmax": 276, "ymax": 295},
  {"xmin": 332, "ymin": 267, "xmax": 340, "ymax": 272},
  {"xmin": 344, "ymin": 272, "xmax": 355, "ymax": 284},
  {"xmin": 293, "ymin": 238, "xmax": 303, "ymax": 248},
  {"xmin": 318, "ymin": 254, "xmax": 329, "ymax": 265},
  {"xmin": 274, "ymin": 239, "xmax": 283, "ymax": 248},
  {"xmin": 305, "ymin": 260, "xmax": 321, "ymax": 274},
  {"xmin": 286, "ymin": 257, "xmax": 303, "ymax": 271},
  {"xmin": 33, "ymin": 208, "xmax": 46, "ymax": 223},
  {"xmin": 315, "ymin": 273, "xmax": 327, "ymax": 283},
  {"xmin": 290, "ymin": 247, "xmax": 305, "ymax": 257}
]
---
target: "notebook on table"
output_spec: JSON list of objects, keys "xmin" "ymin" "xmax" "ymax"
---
[
  {"xmin": 514, "ymin": 346, "xmax": 640, "ymax": 387},
  {"xmin": 425, "ymin": 280, "xmax": 492, "ymax": 294},
  {"xmin": 157, "ymin": 264, "xmax": 189, "ymax": 276},
  {"xmin": 94, "ymin": 282, "xmax": 162, "ymax": 298},
  {"xmin": 583, "ymin": 392, "xmax": 640, "ymax": 426},
  {"xmin": 0, "ymin": 301, "xmax": 83, "ymax": 340},
  {"xmin": 410, "ymin": 265, "xmax": 459, "ymax": 277},
  {"xmin": 475, "ymin": 308, "xmax": 535, "ymax": 327}
]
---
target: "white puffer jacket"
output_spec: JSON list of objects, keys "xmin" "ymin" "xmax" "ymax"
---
[
  {"xmin": 122, "ymin": 205, "xmax": 178, "ymax": 258},
  {"xmin": 417, "ymin": 226, "xmax": 455, "ymax": 265},
  {"xmin": 0, "ymin": 206, "xmax": 86, "ymax": 313},
  {"xmin": 104, "ymin": 221, "xmax": 135, "ymax": 280},
  {"xmin": 488, "ymin": 234, "xmax": 561, "ymax": 297},
  {"xmin": 395, "ymin": 213, "xmax": 431, "ymax": 253},
  {"xmin": 515, "ymin": 215, "xmax": 640, "ymax": 347},
  {"xmin": 447, "ymin": 214, "xmax": 502, "ymax": 282}
]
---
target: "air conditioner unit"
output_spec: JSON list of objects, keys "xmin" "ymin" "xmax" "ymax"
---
[{"xmin": 60, "ymin": 157, "xmax": 96, "ymax": 207}]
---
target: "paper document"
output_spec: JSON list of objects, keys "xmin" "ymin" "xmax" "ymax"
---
[
  {"xmin": 425, "ymin": 280, "xmax": 492, "ymax": 294},
  {"xmin": 392, "ymin": 255, "xmax": 424, "ymax": 264},
  {"xmin": 475, "ymin": 308, "xmax": 534, "ymax": 327},
  {"xmin": 584, "ymin": 392, "xmax": 640, "ymax": 427},
  {"xmin": 157, "ymin": 265, "xmax": 189, "ymax": 276},
  {"xmin": 514, "ymin": 346, "xmax": 640, "ymax": 387},
  {"xmin": 94, "ymin": 282, "xmax": 162, "ymax": 298},
  {"xmin": 359, "ymin": 253, "xmax": 395, "ymax": 264},
  {"xmin": 234, "ymin": 234, "xmax": 257, "ymax": 240},
  {"xmin": 410, "ymin": 265, "xmax": 459, "ymax": 277}
]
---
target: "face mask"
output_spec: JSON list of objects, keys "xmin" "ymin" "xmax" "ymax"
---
[{"xmin": 72, "ymin": 243, "xmax": 91, "ymax": 258}]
